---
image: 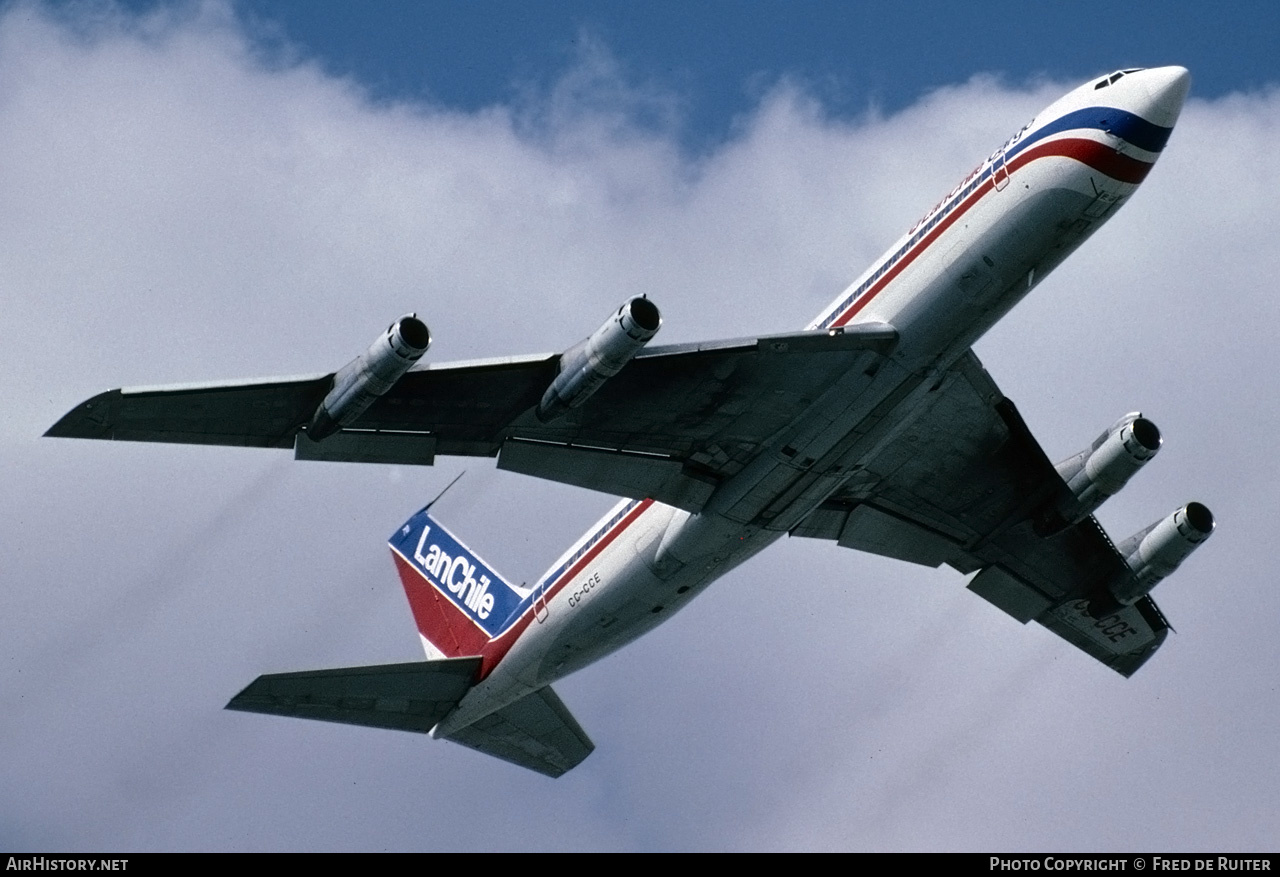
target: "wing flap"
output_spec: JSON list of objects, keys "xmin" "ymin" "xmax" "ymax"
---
[
  {"xmin": 225, "ymin": 658, "xmax": 480, "ymax": 733},
  {"xmin": 837, "ymin": 503, "xmax": 964, "ymax": 568},
  {"xmin": 967, "ymin": 564, "xmax": 1056, "ymax": 623},
  {"xmin": 443, "ymin": 685, "xmax": 594, "ymax": 778},
  {"xmin": 295, "ymin": 429, "xmax": 438, "ymax": 465},
  {"xmin": 497, "ymin": 438, "xmax": 715, "ymax": 511}
]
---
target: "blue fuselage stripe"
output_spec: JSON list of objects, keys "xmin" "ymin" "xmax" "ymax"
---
[{"xmin": 1009, "ymin": 106, "xmax": 1173, "ymax": 158}]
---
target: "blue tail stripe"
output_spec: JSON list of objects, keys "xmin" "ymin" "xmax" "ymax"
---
[{"xmin": 389, "ymin": 510, "xmax": 525, "ymax": 639}]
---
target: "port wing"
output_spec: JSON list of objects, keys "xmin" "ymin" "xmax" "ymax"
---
[{"xmin": 790, "ymin": 351, "xmax": 1170, "ymax": 676}]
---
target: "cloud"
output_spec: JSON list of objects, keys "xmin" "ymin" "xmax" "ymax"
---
[{"xmin": 1, "ymin": 2, "xmax": 1275, "ymax": 851}]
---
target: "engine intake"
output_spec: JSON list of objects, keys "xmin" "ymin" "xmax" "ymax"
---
[
  {"xmin": 537, "ymin": 297, "xmax": 661, "ymax": 422},
  {"xmin": 1108, "ymin": 501, "xmax": 1214, "ymax": 606},
  {"xmin": 1054, "ymin": 412, "xmax": 1161, "ymax": 524},
  {"xmin": 309, "ymin": 314, "xmax": 430, "ymax": 440},
  {"xmin": 1087, "ymin": 502, "xmax": 1213, "ymax": 618}
]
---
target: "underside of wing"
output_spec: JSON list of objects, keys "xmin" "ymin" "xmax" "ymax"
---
[
  {"xmin": 792, "ymin": 350, "xmax": 1172, "ymax": 676},
  {"xmin": 48, "ymin": 324, "xmax": 897, "ymax": 511},
  {"xmin": 47, "ymin": 374, "xmax": 334, "ymax": 449}
]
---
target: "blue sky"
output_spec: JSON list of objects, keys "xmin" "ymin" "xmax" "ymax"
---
[
  {"xmin": 237, "ymin": 1, "xmax": 1280, "ymax": 148},
  {"xmin": 5, "ymin": 0, "xmax": 1280, "ymax": 852},
  {"xmin": 89, "ymin": 1, "xmax": 1280, "ymax": 151}
]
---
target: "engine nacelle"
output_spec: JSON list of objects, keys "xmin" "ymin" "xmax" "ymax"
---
[
  {"xmin": 1108, "ymin": 502, "xmax": 1215, "ymax": 606},
  {"xmin": 536, "ymin": 296, "xmax": 661, "ymax": 422},
  {"xmin": 308, "ymin": 314, "xmax": 431, "ymax": 441},
  {"xmin": 1054, "ymin": 413, "xmax": 1162, "ymax": 524}
]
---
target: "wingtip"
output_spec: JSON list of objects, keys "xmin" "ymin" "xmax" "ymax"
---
[{"xmin": 44, "ymin": 389, "xmax": 121, "ymax": 439}]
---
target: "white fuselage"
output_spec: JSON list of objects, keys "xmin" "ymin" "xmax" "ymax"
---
[{"xmin": 433, "ymin": 66, "xmax": 1190, "ymax": 737}]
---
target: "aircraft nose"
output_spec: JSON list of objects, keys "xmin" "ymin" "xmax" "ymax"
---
[{"xmin": 1132, "ymin": 66, "xmax": 1191, "ymax": 128}]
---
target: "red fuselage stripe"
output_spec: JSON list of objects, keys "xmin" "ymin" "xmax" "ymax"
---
[
  {"xmin": 830, "ymin": 136, "xmax": 1152, "ymax": 327},
  {"xmin": 477, "ymin": 497, "xmax": 656, "ymax": 678}
]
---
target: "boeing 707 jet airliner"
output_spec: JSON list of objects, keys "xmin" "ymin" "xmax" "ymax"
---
[{"xmin": 49, "ymin": 66, "xmax": 1213, "ymax": 777}]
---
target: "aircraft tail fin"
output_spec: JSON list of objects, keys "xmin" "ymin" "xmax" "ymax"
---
[
  {"xmin": 227, "ymin": 505, "xmax": 594, "ymax": 776},
  {"xmin": 388, "ymin": 506, "xmax": 528, "ymax": 660}
]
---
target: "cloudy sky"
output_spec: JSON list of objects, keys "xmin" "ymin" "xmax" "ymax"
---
[{"xmin": 4, "ymin": 0, "xmax": 1279, "ymax": 852}]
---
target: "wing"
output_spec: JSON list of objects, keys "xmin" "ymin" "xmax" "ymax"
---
[
  {"xmin": 790, "ymin": 351, "xmax": 1169, "ymax": 676},
  {"xmin": 47, "ymin": 324, "xmax": 897, "ymax": 512}
]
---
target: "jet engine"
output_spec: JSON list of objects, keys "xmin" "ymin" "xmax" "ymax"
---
[
  {"xmin": 308, "ymin": 314, "xmax": 431, "ymax": 440},
  {"xmin": 1110, "ymin": 501, "xmax": 1215, "ymax": 605},
  {"xmin": 536, "ymin": 296, "xmax": 661, "ymax": 422},
  {"xmin": 1054, "ymin": 413, "xmax": 1162, "ymax": 523},
  {"xmin": 1088, "ymin": 501, "xmax": 1214, "ymax": 617}
]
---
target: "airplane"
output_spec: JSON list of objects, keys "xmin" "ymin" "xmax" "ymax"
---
[{"xmin": 47, "ymin": 66, "xmax": 1214, "ymax": 777}]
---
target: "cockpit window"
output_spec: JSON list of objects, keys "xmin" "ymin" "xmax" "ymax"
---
[{"xmin": 1095, "ymin": 68, "xmax": 1146, "ymax": 90}]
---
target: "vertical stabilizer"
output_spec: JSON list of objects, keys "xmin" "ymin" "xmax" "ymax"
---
[{"xmin": 389, "ymin": 507, "xmax": 527, "ymax": 660}]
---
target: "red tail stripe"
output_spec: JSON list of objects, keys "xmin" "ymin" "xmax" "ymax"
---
[{"xmin": 393, "ymin": 553, "xmax": 490, "ymax": 658}]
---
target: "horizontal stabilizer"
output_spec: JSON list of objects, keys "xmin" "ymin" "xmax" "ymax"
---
[
  {"xmin": 225, "ymin": 657, "xmax": 480, "ymax": 733},
  {"xmin": 444, "ymin": 685, "xmax": 594, "ymax": 778}
]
